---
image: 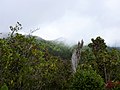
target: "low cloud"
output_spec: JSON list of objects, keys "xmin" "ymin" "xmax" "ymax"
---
[{"xmin": 0, "ymin": 0, "xmax": 120, "ymax": 46}]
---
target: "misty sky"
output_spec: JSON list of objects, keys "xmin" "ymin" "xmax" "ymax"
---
[{"xmin": 0, "ymin": 0, "xmax": 120, "ymax": 46}]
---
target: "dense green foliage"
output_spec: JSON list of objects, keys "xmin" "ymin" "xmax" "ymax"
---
[
  {"xmin": 0, "ymin": 23, "xmax": 72, "ymax": 90},
  {"xmin": 70, "ymin": 65, "xmax": 104, "ymax": 90},
  {"xmin": 1, "ymin": 23, "xmax": 120, "ymax": 90},
  {"xmin": 88, "ymin": 37, "xmax": 120, "ymax": 83},
  {"xmin": 36, "ymin": 39, "xmax": 72, "ymax": 60}
]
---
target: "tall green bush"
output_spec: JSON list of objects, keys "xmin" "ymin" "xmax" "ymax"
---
[
  {"xmin": 0, "ymin": 22, "xmax": 72, "ymax": 90},
  {"xmin": 70, "ymin": 66, "xmax": 105, "ymax": 90}
]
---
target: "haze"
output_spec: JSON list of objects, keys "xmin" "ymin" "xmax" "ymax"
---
[{"xmin": 0, "ymin": 0, "xmax": 120, "ymax": 46}]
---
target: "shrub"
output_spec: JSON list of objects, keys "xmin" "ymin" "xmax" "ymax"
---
[{"xmin": 70, "ymin": 67, "xmax": 105, "ymax": 90}]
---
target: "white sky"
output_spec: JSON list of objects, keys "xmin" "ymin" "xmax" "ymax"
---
[{"xmin": 0, "ymin": 0, "xmax": 120, "ymax": 46}]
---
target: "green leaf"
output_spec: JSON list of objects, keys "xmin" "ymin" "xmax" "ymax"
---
[{"xmin": 0, "ymin": 84, "xmax": 8, "ymax": 90}]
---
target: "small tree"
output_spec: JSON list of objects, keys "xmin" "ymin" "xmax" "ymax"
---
[{"xmin": 88, "ymin": 36, "xmax": 120, "ymax": 83}]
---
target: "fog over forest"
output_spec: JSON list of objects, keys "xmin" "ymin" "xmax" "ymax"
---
[{"xmin": 1, "ymin": 1, "xmax": 120, "ymax": 89}]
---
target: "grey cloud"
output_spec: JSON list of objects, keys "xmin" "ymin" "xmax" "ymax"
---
[
  {"xmin": 0, "ymin": 0, "xmax": 72, "ymax": 31},
  {"xmin": 0, "ymin": 0, "xmax": 120, "ymax": 46}
]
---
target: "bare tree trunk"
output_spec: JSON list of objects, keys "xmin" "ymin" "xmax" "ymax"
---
[{"xmin": 71, "ymin": 40, "xmax": 84, "ymax": 73}]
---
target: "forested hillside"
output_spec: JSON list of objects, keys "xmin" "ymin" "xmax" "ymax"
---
[{"xmin": 1, "ymin": 23, "xmax": 120, "ymax": 90}]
